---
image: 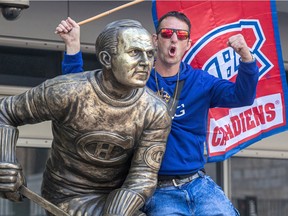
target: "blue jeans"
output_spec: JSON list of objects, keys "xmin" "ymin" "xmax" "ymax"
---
[{"xmin": 142, "ymin": 172, "xmax": 240, "ymax": 216}]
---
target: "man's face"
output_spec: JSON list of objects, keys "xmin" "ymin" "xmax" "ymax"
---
[
  {"xmin": 153, "ymin": 16, "xmax": 191, "ymax": 66},
  {"xmin": 111, "ymin": 28, "xmax": 154, "ymax": 88}
]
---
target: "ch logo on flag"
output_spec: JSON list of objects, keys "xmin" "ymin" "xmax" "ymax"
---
[{"xmin": 183, "ymin": 19, "xmax": 273, "ymax": 80}]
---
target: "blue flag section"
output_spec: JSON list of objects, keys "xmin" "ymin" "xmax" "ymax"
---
[{"xmin": 152, "ymin": 0, "xmax": 288, "ymax": 162}]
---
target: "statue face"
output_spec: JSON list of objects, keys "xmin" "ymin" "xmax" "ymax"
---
[{"xmin": 111, "ymin": 28, "xmax": 154, "ymax": 88}]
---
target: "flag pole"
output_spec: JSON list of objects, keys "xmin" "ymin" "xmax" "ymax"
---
[{"xmin": 77, "ymin": 0, "xmax": 145, "ymax": 26}]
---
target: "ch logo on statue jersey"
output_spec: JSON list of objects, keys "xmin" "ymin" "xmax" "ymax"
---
[
  {"xmin": 183, "ymin": 19, "xmax": 272, "ymax": 80},
  {"xmin": 144, "ymin": 144, "xmax": 165, "ymax": 170},
  {"xmin": 76, "ymin": 131, "xmax": 134, "ymax": 165}
]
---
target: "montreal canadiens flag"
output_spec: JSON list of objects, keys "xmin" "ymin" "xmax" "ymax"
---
[{"xmin": 152, "ymin": 0, "xmax": 288, "ymax": 162}]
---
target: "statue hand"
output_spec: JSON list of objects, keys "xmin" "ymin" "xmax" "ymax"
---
[{"xmin": 0, "ymin": 162, "xmax": 26, "ymax": 202}]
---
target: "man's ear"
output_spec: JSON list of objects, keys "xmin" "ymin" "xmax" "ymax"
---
[
  {"xmin": 152, "ymin": 33, "xmax": 158, "ymax": 48},
  {"xmin": 186, "ymin": 39, "xmax": 192, "ymax": 51},
  {"xmin": 99, "ymin": 51, "xmax": 112, "ymax": 70}
]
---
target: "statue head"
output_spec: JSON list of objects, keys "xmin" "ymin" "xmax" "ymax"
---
[{"xmin": 96, "ymin": 19, "xmax": 154, "ymax": 88}]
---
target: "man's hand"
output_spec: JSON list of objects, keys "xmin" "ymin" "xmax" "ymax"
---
[
  {"xmin": 227, "ymin": 34, "xmax": 254, "ymax": 62},
  {"xmin": 55, "ymin": 17, "xmax": 81, "ymax": 55},
  {"xmin": 0, "ymin": 162, "xmax": 25, "ymax": 202}
]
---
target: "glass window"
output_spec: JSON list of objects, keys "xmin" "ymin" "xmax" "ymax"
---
[
  {"xmin": 0, "ymin": 46, "xmax": 62, "ymax": 87},
  {"xmin": 82, "ymin": 52, "xmax": 102, "ymax": 71},
  {"xmin": 231, "ymin": 157, "xmax": 288, "ymax": 216},
  {"xmin": 0, "ymin": 46, "xmax": 102, "ymax": 88}
]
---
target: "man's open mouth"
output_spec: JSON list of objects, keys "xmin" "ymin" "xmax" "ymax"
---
[{"xmin": 169, "ymin": 46, "xmax": 176, "ymax": 56}]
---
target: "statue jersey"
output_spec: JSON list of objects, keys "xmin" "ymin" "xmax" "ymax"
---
[{"xmin": 0, "ymin": 70, "xmax": 171, "ymax": 206}]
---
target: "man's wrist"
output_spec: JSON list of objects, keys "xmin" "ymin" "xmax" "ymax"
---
[
  {"xmin": 240, "ymin": 53, "xmax": 255, "ymax": 63},
  {"xmin": 66, "ymin": 41, "xmax": 81, "ymax": 55}
]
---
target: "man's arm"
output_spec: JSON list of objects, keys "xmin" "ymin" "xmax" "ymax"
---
[
  {"xmin": 55, "ymin": 17, "xmax": 84, "ymax": 74},
  {"xmin": 209, "ymin": 34, "xmax": 259, "ymax": 108},
  {"xmin": 228, "ymin": 34, "xmax": 258, "ymax": 106},
  {"xmin": 62, "ymin": 51, "xmax": 84, "ymax": 75}
]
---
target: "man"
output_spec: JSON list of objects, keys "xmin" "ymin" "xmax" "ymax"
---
[
  {"xmin": 0, "ymin": 19, "xmax": 171, "ymax": 216},
  {"xmin": 57, "ymin": 11, "xmax": 259, "ymax": 215}
]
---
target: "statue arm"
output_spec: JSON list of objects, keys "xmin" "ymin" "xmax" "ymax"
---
[
  {"xmin": 102, "ymin": 140, "xmax": 167, "ymax": 216},
  {"xmin": 103, "ymin": 105, "xmax": 171, "ymax": 215},
  {"xmin": 0, "ymin": 85, "xmax": 49, "ymax": 201},
  {"xmin": 0, "ymin": 80, "xmax": 71, "ymax": 201}
]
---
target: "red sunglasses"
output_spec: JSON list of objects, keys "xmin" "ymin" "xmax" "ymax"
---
[{"xmin": 157, "ymin": 28, "xmax": 190, "ymax": 40}]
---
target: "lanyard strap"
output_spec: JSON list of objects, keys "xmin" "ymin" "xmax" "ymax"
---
[{"xmin": 168, "ymin": 79, "xmax": 185, "ymax": 117}]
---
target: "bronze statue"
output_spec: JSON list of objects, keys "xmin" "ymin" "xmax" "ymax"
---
[{"xmin": 0, "ymin": 19, "xmax": 171, "ymax": 216}]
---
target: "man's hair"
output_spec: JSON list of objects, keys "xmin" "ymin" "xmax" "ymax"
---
[
  {"xmin": 156, "ymin": 11, "xmax": 191, "ymax": 33},
  {"xmin": 95, "ymin": 19, "xmax": 145, "ymax": 60}
]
